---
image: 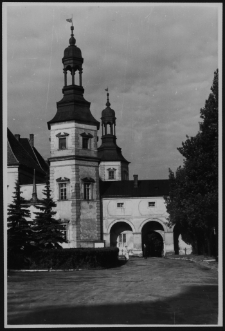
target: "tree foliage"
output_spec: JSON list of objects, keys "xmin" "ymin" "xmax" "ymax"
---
[
  {"xmin": 32, "ymin": 176, "xmax": 67, "ymax": 249},
  {"xmin": 7, "ymin": 180, "xmax": 32, "ymax": 253},
  {"xmin": 165, "ymin": 69, "xmax": 218, "ymax": 256}
]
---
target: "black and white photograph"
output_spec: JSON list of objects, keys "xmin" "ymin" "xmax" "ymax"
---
[{"xmin": 4, "ymin": 2, "xmax": 222, "ymax": 327}]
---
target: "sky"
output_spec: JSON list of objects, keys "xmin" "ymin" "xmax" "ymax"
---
[{"xmin": 5, "ymin": 3, "xmax": 220, "ymax": 180}]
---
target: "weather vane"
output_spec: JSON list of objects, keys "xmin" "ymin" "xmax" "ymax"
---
[
  {"xmin": 105, "ymin": 88, "xmax": 110, "ymax": 106},
  {"xmin": 66, "ymin": 15, "xmax": 73, "ymax": 26}
]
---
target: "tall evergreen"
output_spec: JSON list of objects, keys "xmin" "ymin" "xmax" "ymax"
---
[
  {"xmin": 7, "ymin": 180, "xmax": 32, "ymax": 253},
  {"xmin": 32, "ymin": 176, "xmax": 67, "ymax": 249},
  {"xmin": 165, "ymin": 69, "xmax": 218, "ymax": 256}
]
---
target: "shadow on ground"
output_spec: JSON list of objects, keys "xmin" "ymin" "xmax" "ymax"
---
[{"xmin": 8, "ymin": 284, "xmax": 218, "ymax": 325}]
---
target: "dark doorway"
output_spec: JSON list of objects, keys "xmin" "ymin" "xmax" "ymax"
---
[
  {"xmin": 143, "ymin": 231, "xmax": 163, "ymax": 257},
  {"xmin": 142, "ymin": 221, "xmax": 164, "ymax": 257}
]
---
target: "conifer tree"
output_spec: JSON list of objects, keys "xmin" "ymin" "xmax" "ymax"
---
[
  {"xmin": 7, "ymin": 180, "xmax": 32, "ymax": 253},
  {"xmin": 32, "ymin": 176, "xmax": 67, "ymax": 249}
]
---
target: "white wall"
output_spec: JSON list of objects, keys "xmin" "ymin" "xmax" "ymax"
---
[
  {"xmin": 99, "ymin": 161, "xmax": 122, "ymax": 181},
  {"xmin": 7, "ymin": 166, "xmax": 19, "ymax": 205}
]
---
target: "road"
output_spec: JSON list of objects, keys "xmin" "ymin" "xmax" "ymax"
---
[{"xmin": 7, "ymin": 257, "xmax": 218, "ymax": 326}]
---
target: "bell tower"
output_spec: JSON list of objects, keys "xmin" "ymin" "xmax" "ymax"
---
[
  {"xmin": 98, "ymin": 90, "xmax": 130, "ymax": 181},
  {"xmin": 47, "ymin": 24, "xmax": 102, "ymax": 248}
]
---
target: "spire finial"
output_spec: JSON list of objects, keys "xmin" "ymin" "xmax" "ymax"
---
[
  {"xmin": 105, "ymin": 87, "xmax": 111, "ymax": 107},
  {"xmin": 66, "ymin": 17, "xmax": 76, "ymax": 45}
]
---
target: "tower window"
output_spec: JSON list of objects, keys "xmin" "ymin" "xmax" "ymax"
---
[
  {"xmin": 82, "ymin": 177, "xmax": 95, "ymax": 201},
  {"xmin": 107, "ymin": 168, "xmax": 116, "ymax": 180},
  {"xmin": 84, "ymin": 183, "xmax": 91, "ymax": 200},
  {"xmin": 82, "ymin": 137, "xmax": 89, "ymax": 149},
  {"xmin": 80, "ymin": 132, "xmax": 93, "ymax": 150},
  {"xmin": 59, "ymin": 137, "xmax": 67, "ymax": 150},
  {"xmin": 62, "ymin": 224, "xmax": 67, "ymax": 241},
  {"xmin": 59, "ymin": 183, "xmax": 67, "ymax": 200},
  {"xmin": 109, "ymin": 170, "xmax": 115, "ymax": 179}
]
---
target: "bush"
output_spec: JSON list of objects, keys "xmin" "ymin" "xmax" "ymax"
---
[{"xmin": 8, "ymin": 247, "xmax": 119, "ymax": 270}]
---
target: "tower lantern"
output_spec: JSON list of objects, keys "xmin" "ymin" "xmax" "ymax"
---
[
  {"xmin": 98, "ymin": 90, "xmax": 130, "ymax": 181},
  {"xmin": 62, "ymin": 25, "xmax": 83, "ymax": 90}
]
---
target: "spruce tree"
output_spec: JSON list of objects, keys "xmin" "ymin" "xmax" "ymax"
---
[
  {"xmin": 32, "ymin": 176, "xmax": 67, "ymax": 249},
  {"xmin": 7, "ymin": 180, "xmax": 32, "ymax": 253}
]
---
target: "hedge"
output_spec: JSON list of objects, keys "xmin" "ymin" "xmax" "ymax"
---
[{"xmin": 8, "ymin": 247, "xmax": 119, "ymax": 270}]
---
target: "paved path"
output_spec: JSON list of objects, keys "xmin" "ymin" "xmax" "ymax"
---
[{"xmin": 7, "ymin": 257, "xmax": 218, "ymax": 326}]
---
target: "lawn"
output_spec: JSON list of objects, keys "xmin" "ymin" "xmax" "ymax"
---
[{"xmin": 7, "ymin": 257, "xmax": 218, "ymax": 326}]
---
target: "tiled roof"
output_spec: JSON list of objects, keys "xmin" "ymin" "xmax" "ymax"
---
[
  {"xmin": 98, "ymin": 136, "xmax": 130, "ymax": 163},
  {"xmin": 100, "ymin": 179, "xmax": 170, "ymax": 198},
  {"xmin": 47, "ymin": 90, "xmax": 100, "ymax": 130},
  {"xmin": 98, "ymin": 148, "xmax": 130, "ymax": 163},
  {"xmin": 20, "ymin": 138, "xmax": 49, "ymax": 173},
  {"xmin": 7, "ymin": 128, "xmax": 46, "ymax": 176}
]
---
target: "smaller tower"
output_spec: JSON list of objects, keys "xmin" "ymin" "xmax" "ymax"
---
[{"xmin": 98, "ymin": 90, "xmax": 130, "ymax": 181}]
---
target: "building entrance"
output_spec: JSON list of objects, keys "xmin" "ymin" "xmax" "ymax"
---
[
  {"xmin": 142, "ymin": 221, "xmax": 164, "ymax": 257},
  {"xmin": 110, "ymin": 221, "xmax": 133, "ymax": 254},
  {"xmin": 143, "ymin": 231, "xmax": 163, "ymax": 257}
]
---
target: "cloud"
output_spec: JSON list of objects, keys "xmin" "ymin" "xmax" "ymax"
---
[{"xmin": 6, "ymin": 4, "xmax": 219, "ymax": 179}]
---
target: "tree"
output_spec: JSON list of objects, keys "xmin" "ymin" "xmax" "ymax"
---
[
  {"xmin": 7, "ymin": 180, "xmax": 32, "ymax": 253},
  {"xmin": 165, "ymin": 69, "xmax": 218, "ymax": 256},
  {"xmin": 32, "ymin": 176, "xmax": 67, "ymax": 249}
]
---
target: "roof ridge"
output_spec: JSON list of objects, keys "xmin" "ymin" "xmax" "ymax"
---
[
  {"xmin": 26, "ymin": 138, "xmax": 45, "ymax": 172},
  {"xmin": 7, "ymin": 128, "xmax": 45, "ymax": 173}
]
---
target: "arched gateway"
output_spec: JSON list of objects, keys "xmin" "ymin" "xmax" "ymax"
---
[{"xmin": 141, "ymin": 221, "xmax": 165, "ymax": 257}]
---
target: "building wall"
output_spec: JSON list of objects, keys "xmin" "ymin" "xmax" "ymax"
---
[
  {"xmin": 99, "ymin": 161, "xmax": 122, "ymax": 181},
  {"xmin": 49, "ymin": 121, "xmax": 101, "ymax": 248},
  {"xmin": 102, "ymin": 197, "xmax": 174, "ymax": 256}
]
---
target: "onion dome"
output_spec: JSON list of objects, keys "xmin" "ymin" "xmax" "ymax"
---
[
  {"xmin": 101, "ymin": 91, "xmax": 115, "ymax": 119},
  {"xmin": 63, "ymin": 26, "xmax": 82, "ymax": 60}
]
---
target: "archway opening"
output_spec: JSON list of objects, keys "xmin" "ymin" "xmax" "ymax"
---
[
  {"xmin": 110, "ymin": 222, "xmax": 133, "ymax": 252},
  {"xmin": 142, "ymin": 221, "xmax": 164, "ymax": 257},
  {"xmin": 173, "ymin": 224, "xmax": 193, "ymax": 255}
]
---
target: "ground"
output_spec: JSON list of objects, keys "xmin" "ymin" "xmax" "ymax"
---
[{"xmin": 7, "ymin": 256, "xmax": 218, "ymax": 326}]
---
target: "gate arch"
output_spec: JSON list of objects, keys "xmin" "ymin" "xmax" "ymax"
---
[
  {"xmin": 141, "ymin": 219, "xmax": 165, "ymax": 257},
  {"xmin": 109, "ymin": 220, "xmax": 134, "ymax": 252},
  {"xmin": 107, "ymin": 219, "xmax": 135, "ymax": 233},
  {"xmin": 139, "ymin": 218, "xmax": 167, "ymax": 233}
]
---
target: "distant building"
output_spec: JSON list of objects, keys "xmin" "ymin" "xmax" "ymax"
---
[{"xmin": 7, "ymin": 25, "xmax": 192, "ymax": 256}]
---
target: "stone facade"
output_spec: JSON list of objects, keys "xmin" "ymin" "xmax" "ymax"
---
[
  {"xmin": 48, "ymin": 121, "xmax": 101, "ymax": 248},
  {"xmin": 102, "ymin": 197, "xmax": 174, "ymax": 256},
  {"xmin": 99, "ymin": 161, "xmax": 129, "ymax": 181}
]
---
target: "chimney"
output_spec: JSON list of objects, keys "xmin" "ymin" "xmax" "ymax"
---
[
  {"xmin": 133, "ymin": 175, "xmax": 138, "ymax": 188},
  {"xmin": 30, "ymin": 134, "xmax": 34, "ymax": 147},
  {"xmin": 15, "ymin": 134, "xmax": 20, "ymax": 141}
]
